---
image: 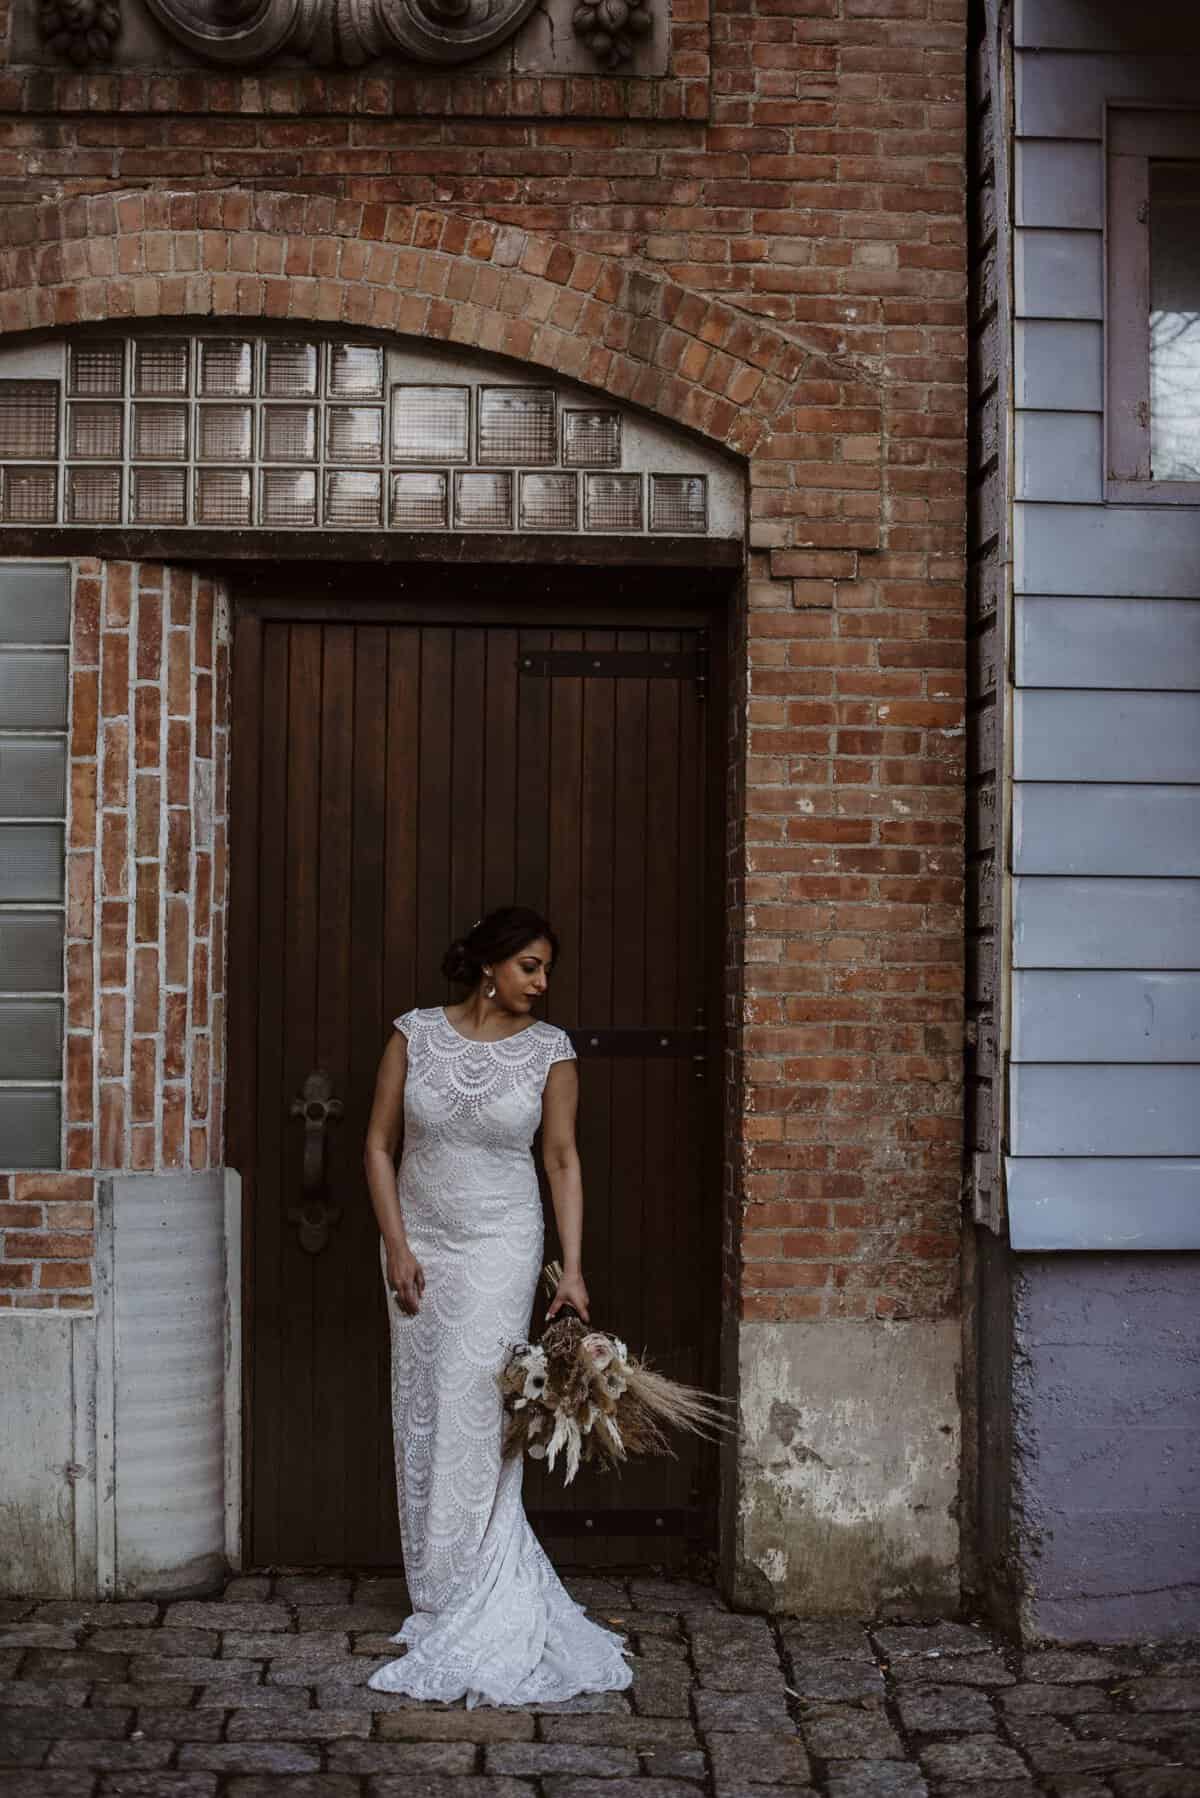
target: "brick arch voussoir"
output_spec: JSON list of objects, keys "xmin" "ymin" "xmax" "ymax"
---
[{"xmin": 0, "ymin": 189, "xmax": 816, "ymax": 463}]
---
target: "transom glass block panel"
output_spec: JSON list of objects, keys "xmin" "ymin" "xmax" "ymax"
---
[
  {"xmin": 264, "ymin": 340, "xmax": 319, "ymax": 398},
  {"xmin": 69, "ymin": 402, "xmax": 123, "ymax": 460},
  {"xmin": 262, "ymin": 467, "xmax": 317, "ymax": 527},
  {"xmin": 0, "ymin": 999, "xmax": 64, "ymax": 1080},
  {"xmin": 0, "ymin": 384, "xmax": 60, "ymax": 461},
  {"xmin": 0, "ymin": 1088, "xmax": 61, "ymax": 1170},
  {"xmin": 650, "ymin": 473, "xmax": 707, "ymax": 533},
  {"xmin": 0, "ymin": 565, "xmax": 69, "ymax": 643},
  {"xmin": 390, "ymin": 470, "xmax": 449, "ymax": 529},
  {"xmin": 69, "ymin": 340, "xmax": 125, "ymax": 398},
  {"xmin": 131, "ymin": 465, "xmax": 187, "ymax": 525},
  {"xmin": 562, "ymin": 409, "xmax": 621, "ymax": 468},
  {"xmin": 324, "ymin": 469, "xmax": 381, "ymax": 526},
  {"xmin": 391, "ymin": 386, "xmax": 470, "ymax": 463},
  {"xmin": 520, "ymin": 471, "xmax": 578, "ymax": 531},
  {"xmin": 0, "ymin": 650, "xmax": 68, "ymax": 731},
  {"xmin": 1150, "ymin": 160, "xmax": 1200, "ymax": 481},
  {"xmin": 134, "ymin": 339, "xmax": 190, "ymax": 398},
  {"xmin": 67, "ymin": 466, "xmax": 122, "ymax": 525},
  {"xmin": 133, "ymin": 403, "xmax": 188, "ymax": 462},
  {"xmin": 0, "ymin": 740, "xmax": 67, "ymax": 817},
  {"xmin": 199, "ymin": 338, "xmax": 254, "ymax": 398},
  {"xmin": 478, "ymin": 387, "xmax": 556, "ymax": 465},
  {"xmin": 328, "ymin": 343, "xmax": 383, "ymax": 398},
  {"xmin": 584, "ymin": 471, "xmax": 642, "ymax": 531},
  {"xmin": 0, "ymin": 912, "xmax": 65, "ymax": 991},
  {"xmin": 195, "ymin": 467, "xmax": 252, "ymax": 526},
  {"xmin": 0, "ymin": 824, "xmax": 66, "ymax": 902},
  {"xmin": 454, "ymin": 470, "xmax": 513, "ymax": 529},
  {"xmin": 326, "ymin": 406, "xmax": 383, "ymax": 464},
  {"xmin": 198, "ymin": 405, "xmax": 253, "ymax": 462},
  {"xmin": 262, "ymin": 405, "xmax": 317, "ymax": 463},
  {"xmin": 1, "ymin": 467, "xmax": 57, "ymax": 524}
]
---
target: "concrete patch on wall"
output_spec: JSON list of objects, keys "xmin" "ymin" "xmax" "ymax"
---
[
  {"xmin": 728, "ymin": 1319, "xmax": 960, "ymax": 1616},
  {"xmin": 1011, "ymin": 1253, "xmax": 1200, "ymax": 1643}
]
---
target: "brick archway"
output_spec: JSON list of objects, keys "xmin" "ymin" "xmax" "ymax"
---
[{"xmin": 0, "ymin": 188, "xmax": 883, "ymax": 554}]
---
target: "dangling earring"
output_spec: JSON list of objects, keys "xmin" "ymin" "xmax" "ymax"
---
[{"xmin": 484, "ymin": 968, "xmax": 497, "ymax": 999}]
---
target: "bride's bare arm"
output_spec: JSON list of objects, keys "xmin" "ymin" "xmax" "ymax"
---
[
  {"xmin": 364, "ymin": 1031, "xmax": 425, "ymax": 1313},
  {"xmin": 541, "ymin": 1060, "xmax": 589, "ymax": 1321}
]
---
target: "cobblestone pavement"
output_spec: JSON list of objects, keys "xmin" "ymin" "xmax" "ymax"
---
[{"xmin": 1, "ymin": 1571, "xmax": 1197, "ymax": 1798}]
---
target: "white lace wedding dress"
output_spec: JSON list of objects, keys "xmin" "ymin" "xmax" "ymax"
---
[{"xmin": 368, "ymin": 1004, "xmax": 634, "ymax": 1708}]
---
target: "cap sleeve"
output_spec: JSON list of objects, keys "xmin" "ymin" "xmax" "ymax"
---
[
  {"xmin": 548, "ymin": 1026, "xmax": 577, "ymax": 1066},
  {"xmin": 392, "ymin": 1007, "xmax": 420, "ymax": 1040}
]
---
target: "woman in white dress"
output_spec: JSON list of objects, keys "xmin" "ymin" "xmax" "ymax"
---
[{"xmin": 361, "ymin": 906, "xmax": 634, "ymax": 1708}]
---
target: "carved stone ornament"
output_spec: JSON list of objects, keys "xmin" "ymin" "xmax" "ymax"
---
[
  {"xmin": 38, "ymin": 0, "xmax": 122, "ymax": 65},
  {"xmin": 571, "ymin": 0, "xmax": 652, "ymax": 70},
  {"xmin": 141, "ymin": 0, "xmax": 545, "ymax": 66}
]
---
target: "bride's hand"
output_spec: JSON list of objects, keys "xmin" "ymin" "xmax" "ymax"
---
[
  {"xmin": 547, "ymin": 1270, "xmax": 589, "ymax": 1322},
  {"xmin": 386, "ymin": 1243, "xmax": 425, "ymax": 1315}
]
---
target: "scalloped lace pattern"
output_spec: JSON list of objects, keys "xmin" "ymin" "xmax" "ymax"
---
[{"xmin": 369, "ymin": 1006, "xmax": 634, "ymax": 1709}]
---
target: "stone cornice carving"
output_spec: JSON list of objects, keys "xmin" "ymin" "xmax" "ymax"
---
[{"xmin": 141, "ymin": 0, "xmax": 544, "ymax": 66}]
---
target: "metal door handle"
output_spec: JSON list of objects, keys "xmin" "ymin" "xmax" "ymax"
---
[{"xmin": 288, "ymin": 1070, "xmax": 344, "ymax": 1253}]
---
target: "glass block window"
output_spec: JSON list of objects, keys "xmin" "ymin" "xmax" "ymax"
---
[
  {"xmin": 0, "ymin": 333, "xmax": 724, "ymax": 539},
  {"xmin": 0, "ymin": 562, "xmax": 69, "ymax": 1168}
]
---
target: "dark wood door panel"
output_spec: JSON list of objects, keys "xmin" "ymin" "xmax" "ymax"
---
[{"xmin": 231, "ymin": 612, "xmax": 722, "ymax": 1569}]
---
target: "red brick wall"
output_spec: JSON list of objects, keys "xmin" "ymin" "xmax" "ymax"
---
[
  {"xmin": 0, "ymin": 0, "xmax": 967, "ymax": 1328},
  {"xmin": 0, "ymin": 561, "xmax": 231, "ymax": 1310}
]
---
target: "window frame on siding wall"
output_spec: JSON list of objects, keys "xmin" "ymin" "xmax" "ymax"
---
[
  {"xmin": 0, "ymin": 561, "xmax": 69, "ymax": 1170},
  {"xmin": 1106, "ymin": 105, "xmax": 1200, "ymax": 504}
]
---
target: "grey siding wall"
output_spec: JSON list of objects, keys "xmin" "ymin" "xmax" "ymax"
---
[{"xmin": 1008, "ymin": 0, "xmax": 1200, "ymax": 1253}]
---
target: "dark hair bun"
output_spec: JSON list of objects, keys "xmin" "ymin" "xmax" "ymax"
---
[{"xmin": 440, "ymin": 936, "xmax": 479, "ymax": 984}]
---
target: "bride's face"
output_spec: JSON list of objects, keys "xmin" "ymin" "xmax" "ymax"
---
[{"xmin": 489, "ymin": 937, "xmax": 554, "ymax": 1014}]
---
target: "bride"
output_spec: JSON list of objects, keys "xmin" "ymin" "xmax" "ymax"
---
[{"xmin": 361, "ymin": 906, "xmax": 634, "ymax": 1708}]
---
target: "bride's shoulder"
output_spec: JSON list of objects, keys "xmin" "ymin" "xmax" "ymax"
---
[
  {"xmin": 392, "ymin": 1005, "xmax": 434, "ymax": 1037},
  {"xmin": 532, "ymin": 1020, "xmax": 577, "ymax": 1064}
]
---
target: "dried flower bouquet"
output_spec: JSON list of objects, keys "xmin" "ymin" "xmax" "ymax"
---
[{"xmin": 497, "ymin": 1260, "xmax": 737, "ymax": 1485}]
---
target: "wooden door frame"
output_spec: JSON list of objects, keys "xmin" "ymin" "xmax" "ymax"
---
[{"xmin": 226, "ymin": 559, "xmax": 735, "ymax": 1568}]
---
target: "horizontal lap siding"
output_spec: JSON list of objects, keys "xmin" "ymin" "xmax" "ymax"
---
[{"xmin": 1009, "ymin": 20, "xmax": 1200, "ymax": 1247}]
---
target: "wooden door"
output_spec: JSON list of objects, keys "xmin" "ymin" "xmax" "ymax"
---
[{"xmin": 230, "ymin": 599, "xmax": 723, "ymax": 1570}]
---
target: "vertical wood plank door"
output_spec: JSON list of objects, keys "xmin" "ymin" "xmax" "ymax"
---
[{"xmin": 233, "ymin": 614, "xmax": 723, "ymax": 1570}]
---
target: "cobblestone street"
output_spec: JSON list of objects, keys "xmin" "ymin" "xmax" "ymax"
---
[{"xmin": 0, "ymin": 1573, "xmax": 1197, "ymax": 1798}]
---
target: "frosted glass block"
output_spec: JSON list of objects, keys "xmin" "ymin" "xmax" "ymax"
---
[
  {"xmin": 328, "ymin": 343, "xmax": 383, "ymax": 398},
  {"xmin": 264, "ymin": 340, "xmax": 319, "ymax": 398},
  {"xmin": 0, "ymin": 912, "xmax": 65, "ymax": 991},
  {"xmin": 0, "ymin": 566, "xmax": 69, "ymax": 643},
  {"xmin": 0, "ymin": 1088, "xmax": 61, "ymax": 1170},
  {"xmin": 69, "ymin": 341, "xmax": 124, "ymax": 397},
  {"xmin": 519, "ymin": 471, "xmax": 578, "ymax": 531},
  {"xmin": 478, "ymin": 387, "xmax": 556, "ymax": 465},
  {"xmin": 261, "ymin": 468, "xmax": 317, "ymax": 527},
  {"xmin": 0, "ymin": 650, "xmax": 67, "ymax": 730},
  {"xmin": 0, "ymin": 739, "xmax": 66, "ymax": 817},
  {"xmin": 133, "ymin": 403, "xmax": 188, "ymax": 461},
  {"xmin": 326, "ymin": 406, "xmax": 383, "ymax": 463},
  {"xmin": 323, "ymin": 469, "xmax": 381, "ymax": 526},
  {"xmin": 0, "ymin": 999, "xmax": 63, "ymax": 1080},
  {"xmin": 454, "ymin": 470, "xmax": 513, "ymax": 529},
  {"xmin": 650, "ymin": 473, "xmax": 707, "ymax": 533},
  {"xmin": 131, "ymin": 465, "xmax": 187, "ymax": 525},
  {"xmin": 0, "ymin": 383, "xmax": 59, "ymax": 460},
  {"xmin": 262, "ymin": 405, "xmax": 317, "ymax": 462},
  {"xmin": 198, "ymin": 338, "xmax": 254, "ymax": 397},
  {"xmin": 389, "ymin": 470, "xmax": 449, "ymax": 528},
  {"xmin": 68, "ymin": 402, "xmax": 122, "ymax": 460},
  {"xmin": 1, "ymin": 467, "xmax": 57, "ymax": 524},
  {"xmin": 195, "ymin": 467, "xmax": 252, "ymax": 526},
  {"xmin": 198, "ymin": 405, "xmax": 253, "ymax": 462},
  {"xmin": 0, "ymin": 824, "xmax": 65, "ymax": 902},
  {"xmin": 562, "ymin": 409, "xmax": 621, "ymax": 468},
  {"xmin": 391, "ymin": 386, "xmax": 470, "ymax": 462},
  {"xmin": 584, "ymin": 472, "xmax": 642, "ymax": 531},
  {"xmin": 134, "ymin": 339, "xmax": 190, "ymax": 397},
  {"xmin": 66, "ymin": 466, "xmax": 122, "ymax": 525}
]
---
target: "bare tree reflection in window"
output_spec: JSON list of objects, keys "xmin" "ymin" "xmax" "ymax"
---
[{"xmin": 1149, "ymin": 160, "xmax": 1200, "ymax": 482}]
